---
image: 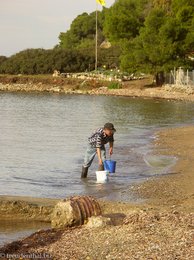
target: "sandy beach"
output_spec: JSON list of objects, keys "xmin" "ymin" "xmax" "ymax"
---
[
  {"xmin": 0, "ymin": 126, "xmax": 194, "ymax": 259},
  {"xmin": 134, "ymin": 126, "xmax": 194, "ymax": 213}
]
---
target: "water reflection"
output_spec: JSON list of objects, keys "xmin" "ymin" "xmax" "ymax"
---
[{"xmin": 0, "ymin": 219, "xmax": 50, "ymax": 246}]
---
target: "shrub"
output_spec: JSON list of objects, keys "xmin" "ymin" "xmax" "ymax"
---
[{"xmin": 108, "ymin": 82, "xmax": 121, "ymax": 89}]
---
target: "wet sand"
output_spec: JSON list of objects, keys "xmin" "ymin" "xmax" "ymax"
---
[
  {"xmin": 0, "ymin": 126, "xmax": 194, "ymax": 259},
  {"xmin": 0, "ymin": 196, "xmax": 58, "ymax": 222}
]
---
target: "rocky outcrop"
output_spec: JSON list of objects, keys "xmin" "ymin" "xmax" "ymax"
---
[{"xmin": 164, "ymin": 84, "xmax": 194, "ymax": 95}]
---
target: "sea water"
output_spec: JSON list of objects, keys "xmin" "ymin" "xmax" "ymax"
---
[
  {"xmin": 0, "ymin": 93, "xmax": 194, "ymax": 201},
  {"xmin": 0, "ymin": 92, "xmax": 194, "ymax": 246}
]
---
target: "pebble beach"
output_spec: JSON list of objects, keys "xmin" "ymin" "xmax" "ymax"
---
[{"xmin": 0, "ymin": 126, "xmax": 193, "ymax": 259}]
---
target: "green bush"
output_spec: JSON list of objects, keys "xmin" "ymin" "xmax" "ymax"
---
[{"xmin": 108, "ymin": 82, "xmax": 121, "ymax": 89}]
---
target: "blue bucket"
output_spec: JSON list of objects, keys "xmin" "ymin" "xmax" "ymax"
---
[{"xmin": 104, "ymin": 160, "xmax": 116, "ymax": 173}]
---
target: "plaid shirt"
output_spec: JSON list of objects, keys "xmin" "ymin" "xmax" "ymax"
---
[{"xmin": 88, "ymin": 128, "xmax": 114, "ymax": 148}]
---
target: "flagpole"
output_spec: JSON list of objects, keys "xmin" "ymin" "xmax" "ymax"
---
[{"xmin": 95, "ymin": 3, "xmax": 98, "ymax": 72}]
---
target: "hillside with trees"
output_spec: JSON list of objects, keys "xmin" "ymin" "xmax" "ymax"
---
[
  {"xmin": 0, "ymin": 48, "xmax": 95, "ymax": 75},
  {"xmin": 0, "ymin": 0, "xmax": 193, "ymax": 84}
]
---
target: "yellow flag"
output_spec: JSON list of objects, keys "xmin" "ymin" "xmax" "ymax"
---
[{"xmin": 96, "ymin": 0, "xmax": 106, "ymax": 6}]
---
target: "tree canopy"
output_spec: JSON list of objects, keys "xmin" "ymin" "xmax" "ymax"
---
[
  {"xmin": 103, "ymin": 0, "xmax": 149, "ymax": 42},
  {"xmin": 109, "ymin": 0, "xmax": 194, "ymax": 84},
  {"xmin": 59, "ymin": 11, "xmax": 104, "ymax": 49},
  {"xmin": 0, "ymin": 48, "xmax": 95, "ymax": 75}
]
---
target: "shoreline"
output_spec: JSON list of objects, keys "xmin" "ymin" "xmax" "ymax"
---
[
  {"xmin": 132, "ymin": 125, "xmax": 194, "ymax": 213},
  {"xmin": 0, "ymin": 75, "xmax": 194, "ymax": 102},
  {"xmin": 0, "ymin": 125, "xmax": 194, "ymax": 258}
]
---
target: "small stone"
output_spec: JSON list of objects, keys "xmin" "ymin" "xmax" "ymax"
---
[{"xmin": 86, "ymin": 216, "xmax": 112, "ymax": 228}]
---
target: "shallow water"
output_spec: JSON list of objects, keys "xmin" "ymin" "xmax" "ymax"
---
[
  {"xmin": 0, "ymin": 92, "xmax": 194, "ymax": 246},
  {"xmin": 144, "ymin": 154, "xmax": 178, "ymax": 170},
  {"xmin": 0, "ymin": 219, "xmax": 50, "ymax": 246},
  {"xmin": 0, "ymin": 92, "xmax": 194, "ymax": 202}
]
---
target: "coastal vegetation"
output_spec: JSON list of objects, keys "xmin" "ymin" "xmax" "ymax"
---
[{"xmin": 0, "ymin": 0, "xmax": 193, "ymax": 85}]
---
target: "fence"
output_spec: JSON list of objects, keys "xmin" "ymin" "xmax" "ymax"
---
[{"xmin": 165, "ymin": 68, "xmax": 194, "ymax": 86}]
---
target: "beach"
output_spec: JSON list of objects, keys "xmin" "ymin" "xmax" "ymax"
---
[
  {"xmin": 134, "ymin": 126, "xmax": 194, "ymax": 213},
  {"xmin": 0, "ymin": 75, "xmax": 194, "ymax": 102},
  {"xmin": 0, "ymin": 125, "xmax": 193, "ymax": 259}
]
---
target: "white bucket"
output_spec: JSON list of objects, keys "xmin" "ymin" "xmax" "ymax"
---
[{"xmin": 96, "ymin": 170, "xmax": 109, "ymax": 183}]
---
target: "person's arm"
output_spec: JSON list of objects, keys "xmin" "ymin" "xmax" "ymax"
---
[
  {"xmin": 96, "ymin": 134, "xmax": 103, "ymax": 165},
  {"xmin": 109, "ymin": 142, "xmax": 114, "ymax": 156},
  {"xmin": 109, "ymin": 133, "xmax": 114, "ymax": 156},
  {"xmin": 97, "ymin": 148, "xmax": 103, "ymax": 165}
]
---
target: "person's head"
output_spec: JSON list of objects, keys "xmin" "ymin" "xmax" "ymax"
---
[{"xmin": 103, "ymin": 123, "xmax": 116, "ymax": 136}]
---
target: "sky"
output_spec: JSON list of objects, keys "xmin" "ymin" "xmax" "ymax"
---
[{"xmin": 0, "ymin": 0, "xmax": 115, "ymax": 57}]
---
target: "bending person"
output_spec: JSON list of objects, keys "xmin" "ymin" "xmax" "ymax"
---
[{"xmin": 81, "ymin": 123, "xmax": 116, "ymax": 178}]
